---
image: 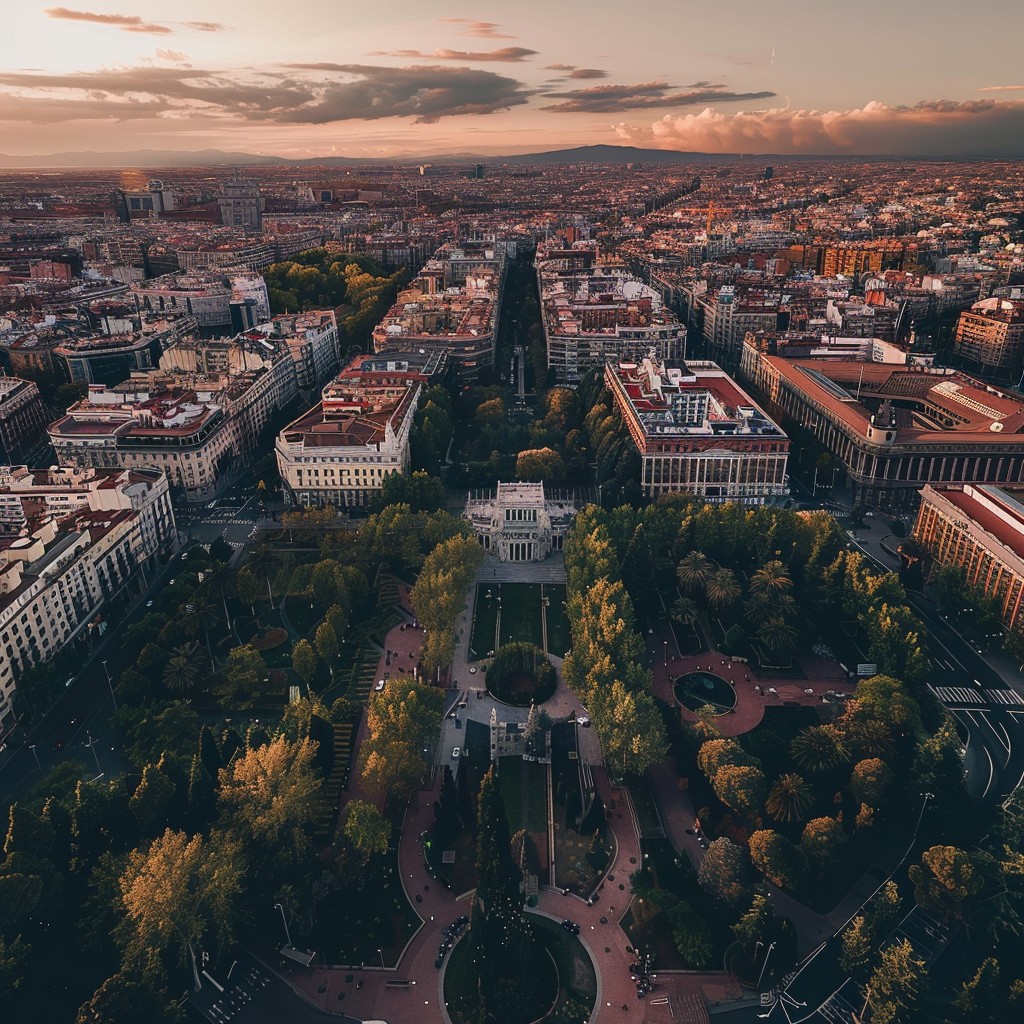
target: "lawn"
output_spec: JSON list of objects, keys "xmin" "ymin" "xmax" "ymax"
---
[
  {"xmin": 498, "ymin": 583, "xmax": 544, "ymax": 649},
  {"xmin": 541, "ymin": 583, "xmax": 570, "ymax": 657},
  {"xmin": 498, "ymin": 756, "xmax": 549, "ymax": 834},
  {"xmin": 469, "ymin": 583, "xmax": 499, "ymax": 658}
]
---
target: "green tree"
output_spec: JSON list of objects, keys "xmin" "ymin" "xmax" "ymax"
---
[
  {"xmin": 713, "ymin": 764, "xmax": 767, "ymax": 815},
  {"xmin": 342, "ymin": 800, "xmax": 391, "ymax": 862},
  {"xmin": 705, "ymin": 567, "xmax": 741, "ymax": 612},
  {"xmin": 668, "ymin": 898, "xmax": 712, "ymax": 967},
  {"xmin": 801, "ymin": 817, "xmax": 848, "ymax": 873},
  {"xmin": 0, "ymin": 932, "xmax": 29, "ymax": 995},
  {"xmin": 219, "ymin": 645, "xmax": 266, "ymax": 707},
  {"xmin": 676, "ymin": 551, "xmax": 714, "ymax": 594},
  {"xmin": 292, "ymin": 639, "xmax": 318, "ymax": 688},
  {"xmin": 129, "ymin": 759, "xmax": 177, "ymax": 834},
  {"xmin": 839, "ymin": 916, "xmax": 873, "ymax": 980},
  {"xmin": 790, "ymin": 725, "xmax": 848, "ymax": 773},
  {"xmin": 909, "ymin": 845, "xmax": 986, "ymax": 927},
  {"xmin": 162, "ymin": 642, "xmax": 204, "ymax": 696},
  {"xmin": 217, "ymin": 737, "xmax": 321, "ymax": 878},
  {"xmin": 765, "ymin": 773, "xmax": 813, "ymax": 823},
  {"xmin": 953, "ymin": 957, "xmax": 1002, "ymax": 1020},
  {"xmin": 76, "ymin": 971, "xmax": 181, "ymax": 1024},
  {"xmin": 749, "ymin": 829, "xmax": 808, "ymax": 892},
  {"xmin": 315, "ymin": 621, "xmax": 339, "ymax": 675},
  {"xmin": 851, "ymin": 758, "xmax": 895, "ymax": 808},
  {"xmin": 867, "ymin": 939, "xmax": 927, "ymax": 1024},
  {"xmin": 116, "ymin": 829, "xmax": 243, "ymax": 984},
  {"xmin": 698, "ymin": 837, "xmax": 750, "ymax": 907},
  {"xmin": 750, "ymin": 559, "xmax": 793, "ymax": 596},
  {"xmin": 515, "ymin": 446, "xmax": 566, "ymax": 482}
]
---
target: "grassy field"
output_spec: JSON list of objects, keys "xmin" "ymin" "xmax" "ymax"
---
[
  {"xmin": 498, "ymin": 583, "xmax": 544, "ymax": 649},
  {"xmin": 469, "ymin": 583, "xmax": 499, "ymax": 658},
  {"xmin": 541, "ymin": 583, "xmax": 569, "ymax": 657},
  {"xmin": 498, "ymin": 756, "xmax": 549, "ymax": 834}
]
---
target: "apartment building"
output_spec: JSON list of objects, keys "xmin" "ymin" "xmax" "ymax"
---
[
  {"xmin": 249, "ymin": 311, "xmax": 341, "ymax": 393},
  {"xmin": 953, "ymin": 298, "xmax": 1024, "ymax": 381},
  {"xmin": 132, "ymin": 270, "xmax": 271, "ymax": 330},
  {"xmin": 0, "ymin": 464, "xmax": 176, "ymax": 738},
  {"xmin": 914, "ymin": 483, "xmax": 1024, "ymax": 631},
  {"xmin": 372, "ymin": 242, "xmax": 504, "ymax": 381},
  {"xmin": 0, "ymin": 377, "xmax": 48, "ymax": 457},
  {"xmin": 604, "ymin": 355, "xmax": 789, "ymax": 504},
  {"xmin": 276, "ymin": 351, "xmax": 444, "ymax": 508},
  {"xmin": 48, "ymin": 336, "xmax": 298, "ymax": 501},
  {"xmin": 538, "ymin": 257, "xmax": 686, "ymax": 385}
]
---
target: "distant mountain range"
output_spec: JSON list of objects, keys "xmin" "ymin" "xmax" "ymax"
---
[{"xmin": 0, "ymin": 143, "xmax": 810, "ymax": 170}]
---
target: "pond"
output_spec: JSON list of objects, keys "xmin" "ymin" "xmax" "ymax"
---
[{"xmin": 674, "ymin": 672, "xmax": 736, "ymax": 716}]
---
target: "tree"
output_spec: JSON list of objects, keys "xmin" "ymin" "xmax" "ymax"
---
[
  {"xmin": 474, "ymin": 766, "xmax": 535, "ymax": 1022},
  {"xmin": 0, "ymin": 933, "xmax": 29, "ymax": 996},
  {"xmin": 76, "ymin": 972, "xmax": 181, "ymax": 1024},
  {"xmin": 162, "ymin": 642, "xmax": 204, "ymax": 696},
  {"xmin": 750, "ymin": 559, "xmax": 793, "ymax": 596},
  {"xmin": 515, "ymin": 446, "xmax": 566, "ymax": 482},
  {"xmin": 593, "ymin": 682, "xmax": 668, "ymax": 777},
  {"xmin": 219, "ymin": 645, "xmax": 266, "ymax": 707},
  {"xmin": 867, "ymin": 940, "xmax": 926, "ymax": 1024},
  {"xmin": 909, "ymin": 845, "xmax": 986, "ymax": 927},
  {"xmin": 676, "ymin": 552, "xmax": 714, "ymax": 594},
  {"xmin": 668, "ymin": 899, "xmax": 712, "ymax": 967},
  {"xmin": 670, "ymin": 595, "xmax": 699, "ymax": 628},
  {"xmin": 698, "ymin": 837, "xmax": 750, "ymax": 906},
  {"xmin": 790, "ymin": 725, "xmax": 848, "ymax": 773},
  {"xmin": 705, "ymin": 567, "xmax": 741, "ymax": 612},
  {"xmin": 129, "ymin": 760, "xmax": 177, "ymax": 833},
  {"xmin": 235, "ymin": 566, "xmax": 265, "ymax": 613},
  {"xmin": 801, "ymin": 817, "xmax": 847, "ymax": 872},
  {"xmin": 713, "ymin": 764, "xmax": 767, "ymax": 815},
  {"xmin": 749, "ymin": 829, "xmax": 808, "ymax": 891},
  {"xmin": 732, "ymin": 894, "xmax": 776, "ymax": 959},
  {"xmin": 839, "ymin": 916, "xmax": 874, "ymax": 980},
  {"xmin": 851, "ymin": 758, "xmax": 895, "ymax": 808},
  {"xmin": 217, "ymin": 737, "xmax": 321, "ymax": 877},
  {"xmin": 116, "ymin": 829, "xmax": 243, "ymax": 983},
  {"xmin": 315, "ymin": 621, "xmax": 339, "ymax": 675},
  {"xmin": 292, "ymin": 639, "xmax": 318, "ymax": 688},
  {"xmin": 343, "ymin": 801, "xmax": 391, "ymax": 862},
  {"xmin": 757, "ymin": 617, "xmax": 798, "ymax": 658},
  {"xmin": 953, "ymin": 957, "xmax": 1002, "ymax": 1019},
  {"xmin": 765, "ymin": 773, "xmax": 813, "ymax": 823}
]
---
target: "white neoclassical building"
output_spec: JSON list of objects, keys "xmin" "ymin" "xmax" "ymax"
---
[{"xmin": 464, "ymin": 482, "xmax": 575, "ymax": 562}]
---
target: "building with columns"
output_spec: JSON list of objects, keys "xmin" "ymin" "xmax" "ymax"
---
[
  {"xmin": 605, "ymin": 355, "xmax": 789, "ymax": 504},
  {"xmin": 914, "ymin": 484, "xmax": 1024, "ymax": 632},
  {"xmin": 463, "ymin": 483, "xmax": 575, "ymax": 562}
]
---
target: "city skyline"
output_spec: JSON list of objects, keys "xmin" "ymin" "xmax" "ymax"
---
[{"xmin": 2, "ymin": 0, "xmax": 1024, "ymax": 160}]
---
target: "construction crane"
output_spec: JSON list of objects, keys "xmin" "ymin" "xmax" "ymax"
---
[{"xmin": 665, "ymin": 201, "xmax": 723, "ymax": 235}]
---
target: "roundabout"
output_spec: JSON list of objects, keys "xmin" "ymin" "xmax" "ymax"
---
[{"xmin": 674, "ymin": 671, "xmax": 737, "ymax": 716}]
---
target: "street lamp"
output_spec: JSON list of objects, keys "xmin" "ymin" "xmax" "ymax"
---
[
  {"xmin": 274, "ymin": 902, "xmax": 293, "ymax": 947},
  {"xmin": 28, "ymin": 743, "xmax": 43, "ymax": 777},
  {"xmin": 84, "ymin": 733, "xmax": 103, "ymax": 775},
  {"xmin": 756, "ymin": 940, "xmax": 776, "ymax": 989},
  {"xmin": 102, "ymin": 660, "xmax": 117, "ymax": 711},
  {"xmin": 378, "ymin": 947, "xmax": 385, "ymax": 969},
  {"xmin": 663, "ymin": 640, "xmax": 668, "ymax": 665}
]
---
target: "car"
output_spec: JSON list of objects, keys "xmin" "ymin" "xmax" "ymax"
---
[
  {"xmin": 375, "ymin": 679, "xmax": 386, "ymax": 692},
  {"xmin": 576, "ymin": 716, "xmax": 591, "ymax": 727},
  {"xmin": 145, "ymin": 600, "xmax": 154, "ymax": 608},
  {"xmin": 169, "ymin": 578, "xmax": 176, "ymax": 586},
  {"xmin": 457, "ymin": 699, "xmax": 467, "ymax": 708},
  {"xmin": 452, "ymin": 746, "xmax": 461, "ymax": 759},
  {"xmin": 469, "ymin": 666, "xmax": 477, "ymax": 674},
  {"xmin": 434, "ymin": 957, "xmax": 444, "ymax": 969}
]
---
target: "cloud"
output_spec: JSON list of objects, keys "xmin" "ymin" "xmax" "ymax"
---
[
  {"xmin": 44, "ymin": 8, "xmax": 228, "ymax": 34},
  {"xmin": 544, "ymin": 64, "xmax": 576, "ymax": 71},
  {"xmin": 0, "ymin": 63, "xmax": 529, "ymax": 126},
  {"xmin": 370, "ymin": 47, "xmax": 536, "ymax": 62},
  {"xmin": 44, "ymin": 7, "xmax": 170, "ymax": 33},
  {"xmin": 155, "ymin": 49, "xmax": 189, "ymax": 64},
  {"xmin": 569, "ymin": 69, "xmax": 607, "ymax": 80},
  {"xmin": 439, "ymin": 18, "xmax": 514, "ymax": 39},
  {"xmin": 978, "ymin": 85, "xmax": 1024, "ymax": 92},
  {"xmin": 611, "ymin": 99, "xmax": 1024, "ymax": 156},
  {"xmin": 543, "ymin": 80, "xmax": 775, "ymax": 113}
]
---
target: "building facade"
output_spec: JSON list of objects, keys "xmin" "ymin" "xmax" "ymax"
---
[
  {"xmin": 741, "ymin": 338, "xmax": 1024, "ymax": 509},
  {"xmin": 48, "ymin": 337, "xmax": 298, "ymax": 501},
  {"xmin": 953, "ymin": 298, "xmax": 1024, "ymax": 381},
  {"xmin": 0, "ymin": 465, "xmax": 177, "ymax": 739},
  {"xmin": 605, "ymin": 356, "xmax": 790, "ymax": 503},
  {"xmin": 0, "ymin": 377, "xmax": 48, "ymax": 458},
  {"xmin": 914, "ymin": 484, "xmax": 1024, "ymax": 632},
  {"xmin": 275, "ymin": 352, "xmax": 441, "ymax": 508},
  {"xmin": 463, "ymin": 483, "xmax": 575, "ymax": 562}
]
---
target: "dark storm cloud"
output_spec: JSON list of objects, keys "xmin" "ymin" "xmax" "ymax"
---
[{"xmin": 542, "ymin": 80, "xmax": 775, "ymax": 113}]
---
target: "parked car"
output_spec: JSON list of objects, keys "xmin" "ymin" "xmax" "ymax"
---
[
  {"xmin": 452, "ymin": 746, "xmax": 461, "ymax": 759},
  {"xmin": 375, "ymin": 679, "xmax": 386, "ymax": 692}
]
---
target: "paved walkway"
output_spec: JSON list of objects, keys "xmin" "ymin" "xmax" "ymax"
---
[{"xmin": 274, "ymin": 568, "xmax": 750, "ymax": 1022}]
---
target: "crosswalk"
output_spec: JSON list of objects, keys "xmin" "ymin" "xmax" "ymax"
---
[{"xmin": 931, "ymin": 685, "xmax": 1024, "ymax": 706}]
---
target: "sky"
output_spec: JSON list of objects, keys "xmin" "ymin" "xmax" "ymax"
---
[{"xmin": 2, "ymin": 0, "xmax": 1024, "ymax": 159}]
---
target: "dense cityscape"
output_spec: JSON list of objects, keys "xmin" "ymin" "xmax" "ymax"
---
[{"xmin": 0, "ymin": 151, "xmax": 1022, "ymax": 1024}]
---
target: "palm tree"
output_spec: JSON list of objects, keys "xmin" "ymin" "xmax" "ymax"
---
[
  {"xmin": 744, "ymin": 591, "xmax": 776, "ymax": 628},
  {"xmin": 749, "ymin": 559, "xmax": 793, "ymax": 597},
  {"xmin": 676, "ymin": 552, "xmax": 714, "ymax": 595},
  {"xmin": 163, "ymin": 641, "xmax": 203, "ymax": 696},
  {"xmin": 791, "ymin": 725, "xmax": 849, "ymax": 774},
  {"xmin": 202, "ymin": 560, "xmax": 235, "ymax": 634},
  {"xmin": 757, "ymin": 616, "xmax": 799, "ymax": 656},
  {"xmin": 671, "ymin": 595, "xmax": 699, "ymax": 628},
  {"xmin": 765, "ymin": 773, "xmax": 814, "ymax": 822},
  {"xmin": 180, "ymin": 594, "xmax": 216, "ymax": 662},
  {"xmin": 705, "ymin": 568, "xmax": 741, "ymax": 613}
]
